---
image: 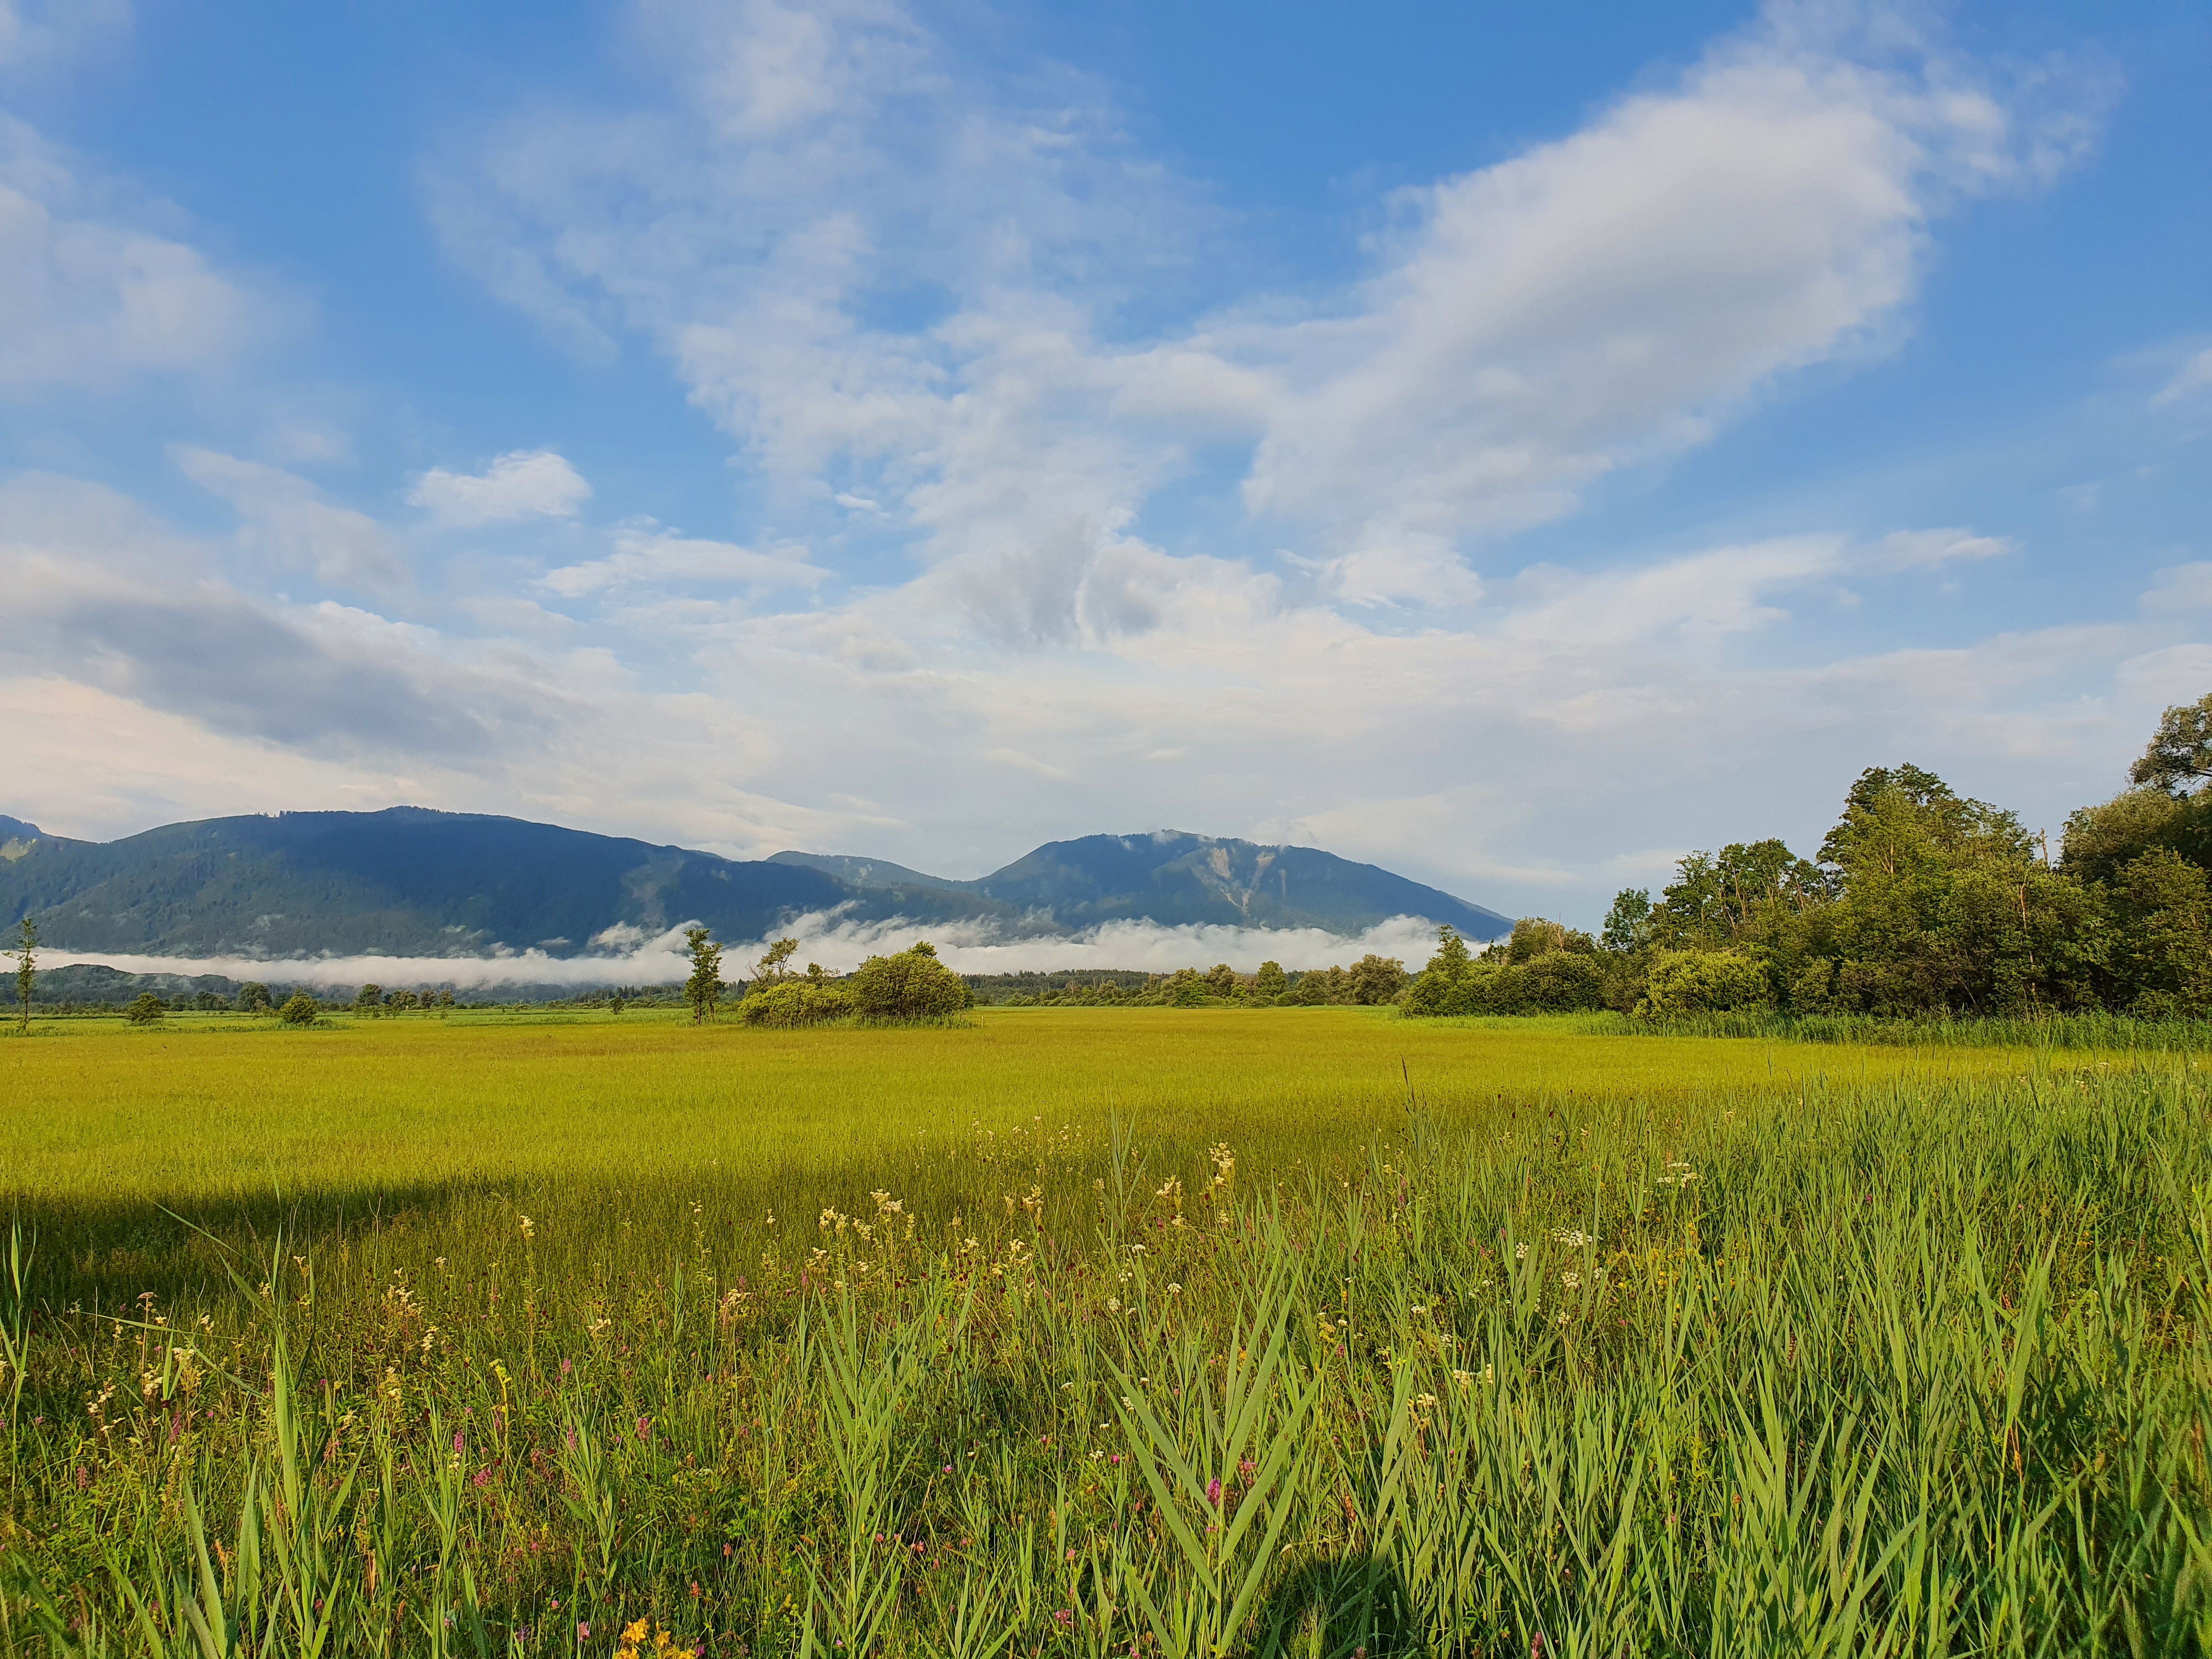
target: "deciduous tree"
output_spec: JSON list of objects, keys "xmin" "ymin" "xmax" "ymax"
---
[{"xmin": 684, "ymin": 927, "xmax": 725, "ymax": 1024}]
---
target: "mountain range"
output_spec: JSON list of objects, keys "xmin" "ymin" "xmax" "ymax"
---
[{"xmin": 0, "ymin": 808, "xmax": 1510, "ymax": 960}]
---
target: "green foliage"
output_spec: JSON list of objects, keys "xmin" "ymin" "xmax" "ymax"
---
[
  {"xmin": 739, "ymin": 980, "xmax": 859, "ymax": 1027},
  {"xmin": 1637, "ymin": 949, "xmax": 1772, "ymax": 1018},
  {"xmin": 1252, "ymin": 960, "xmax": 1287, "ymax": 1000},
  {"xmin": 1165, "ymin": 967, "xmax": 1210, "ymax": 1007},
  {"xmin": 751, "ymin": 935, "xmax": 799, "ymax": 989},
  {"xmin": 2107, "ymin": 848, "xmax": 2212, "ymax": 1015},
  {"xmin": 845, "ymin": 940, "xmax": 974, "ymax": 1020},
  {"xmin": 2129, "ymin": 690, "xmax": 2212, "ymax": 794},
  {"xmin": 1406, "ymin": 923, "xmax": 1612, "ymax": 1017},
  {"xmin": 124, "ymin": 991, "xmax": 165, "ymax": 1025},
  {"xmin": 276, "ymin": 992, "xmax": 318, "ymax": 1025},
  {"xmin": 2069, "ymin": 789, "xmax": 2212, "ymax": 899},
  {"xmin": 234, "ymin": 980, "xmax": 270, "ymax": 1014},
  {"xmin": 1600, "ymin": 887, "xmax": 1652, "ymax": 952},
  {"xmin": 1345, "ymin": 952, "xmax": 1409, "ymax": 1004},
  {"xmin": 683, "ymin": 926, "xmax": 725, "ymax": 1025},
  {"xmin": 10, "ymin": 915, "xmax": 32, "ymax": 1031}
]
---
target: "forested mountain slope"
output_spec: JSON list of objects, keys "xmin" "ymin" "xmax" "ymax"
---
[{"xmin": 0, "ymin": 809, "xmax": 1506, "ymax": 957}]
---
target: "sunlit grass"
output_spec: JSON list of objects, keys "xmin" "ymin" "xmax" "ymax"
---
[{"xmin": 1, "ymin": 1012, "xmax": 2204, "ymax": 1655}]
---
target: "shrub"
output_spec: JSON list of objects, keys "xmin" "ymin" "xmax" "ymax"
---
[
  {"xmin": 1637, "ymin": 949, "xmax": 1772, "ymax": 1018},
  {"xmin": 277, "ymin": 993, "xmax": 319, "ymax": 1025},
  {"xmin": 739, "ymin": 981, "xmax": 856, "ymax": 1028},
  {"xmin": 845, "ymin": 942, "xmax": 974, "ymax": 1020},
  {"xmin": 125, "ymin": 992, "xmax": 165, "ymax": 1025}
]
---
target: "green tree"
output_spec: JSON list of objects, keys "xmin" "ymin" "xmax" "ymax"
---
[
  {"xmin": 1600, "ymin": 890, "xmax": 1653, "ymax": 952},
  {"xmin": 278, "ymin": 993, "xmax": 318, "ymax": 1025},
  {"xmin": 750, "ymin": 936, "xmax": 799, "ymax": 991},
  {"xmin": 1346, "ymin": 953, "xmax": 1408, "ymax": 1005},
  {"xmin": 2130, "ymin": 692, "xmax": 2212, "ymax": 795},
  {"xmin": 1402, "ymin": 926, "xmax": 1474, "ymax": 1016},
  {"xmin": 846, "ymin": 941, "xmax": 972, "ymax": 1020},
  {"xmin": 126, "ymin": 992, "xmax": 165, "ymax": 1025},
  {"xmin": 1205, "ymin": 962, "xmax": 1238, "ymax": 998},
  {"xmin": 2107, "ymin": 848, "xmax": 2212, "ymax": 1015},
  {"xmin": 684, "ymin": 927, "xmax": 726, "ymax": 1024},
  {"xmin": 1814, "ymin": 765, "xmax": 2098, "ymax": 1015},
  {"xmin": 1252, "ymin": 960, "xmax": 1288, "ymax": 1000},
  {"xmin": 1165, "ymin": 967, "xmax": 1209, "ymax": 1007},
  {"xmin": 355, "ymin": 983, "xmax": 383, "ymax": 1012},
  {"xmin": 9, "ymin": 916, "xmax": 32, "ymax": 1033},
  {"xmin": 235, "ymin": 980, "xmax": 270, "ymax": 1014},
  {"xmin": 2062, "ymin": 787, "xmax": 2193, "ymax": 885}
]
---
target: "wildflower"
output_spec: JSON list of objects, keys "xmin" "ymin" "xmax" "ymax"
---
[
  {"xmin": 636, "ymin": 1415, "xmax": 652, "ymax": 1441},
  {"xmin": 1515, "ymin": 1243, "xmax": 1528, "ymax": 1260},
  {"xmin": 1206, "ymin": 1477, "xmax": 1222, "ymax": 1506},
  {"xmin": 518, "ymin": 1215, "xmax": 534, "ymax": 1240},
  {"xmin": 1166, "ymin": 1283, "xmax": 1181, "ymax": 1295}
]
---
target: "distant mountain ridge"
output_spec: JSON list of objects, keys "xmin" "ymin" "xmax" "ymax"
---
[{"xmin": 0, "ymin": 808, "xmax": 1510, "ymax": 959}]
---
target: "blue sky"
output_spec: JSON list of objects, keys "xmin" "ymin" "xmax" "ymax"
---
[{"xmin": 3, "ymin": 0, "xmax": 2208, "ymax": 932}]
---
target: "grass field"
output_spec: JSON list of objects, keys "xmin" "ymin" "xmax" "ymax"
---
[{"xmin": 1, "ymin": 1011, "xmax": 2207, "ymax": 1656}]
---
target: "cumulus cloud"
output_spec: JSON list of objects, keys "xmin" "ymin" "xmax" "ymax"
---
[{"xmin": 409, "ymin": 449, "xmax": 592, "ymax": 525}]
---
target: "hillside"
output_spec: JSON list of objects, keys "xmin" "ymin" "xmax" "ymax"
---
[{"xmin": 0, "ymin": 808, "xmax": 1509, "ymax": 958}]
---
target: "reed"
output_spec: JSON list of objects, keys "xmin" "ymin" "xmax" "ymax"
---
[{"xmin": 1, "ymin": 1021, "xmax": 2205, "ymax": 1655}]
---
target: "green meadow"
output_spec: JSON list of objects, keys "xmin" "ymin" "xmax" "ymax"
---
[{"xmin": 1, "ymin": 1011, "xmax": 2207, "ymax": 1655}]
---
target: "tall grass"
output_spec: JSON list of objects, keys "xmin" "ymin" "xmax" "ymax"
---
[
  {"xmin": 3, "ymin": 1057, "xmax": 2207, "ymax": 1656},
  {"xmin": 1542, "ymin": 1006, "xmax": 2212, "ymax": 1053}
]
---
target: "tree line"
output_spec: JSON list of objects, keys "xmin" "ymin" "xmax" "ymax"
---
[{"xmin": 1403, "ymin": 695, "xmax": 2212, "ymax": 1019}]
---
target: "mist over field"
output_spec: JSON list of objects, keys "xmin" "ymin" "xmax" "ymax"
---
[{"xmin": 43, "ymin": 912, "xmax": 1451, "ymax": 989}]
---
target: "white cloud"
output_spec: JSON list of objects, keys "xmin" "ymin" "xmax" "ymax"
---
[
  {"xmin": 42, "ymin": 911, "xmax": 1453, "ymax": 986},
  {"xmin": 1867, "ymin": 528, "xmax": 2016, "ymax": 571},
  {"xmin": 2153, "ymin": 347, "xmax": 2212, "ymax": 406},
  {"xmin": 409, "ymin": 449, "xmax": 592, "ymax": 525},
  {"xmin": 430, "ymin": 1, "xmax": 2101, "ymax": 635},
  {"xmin": 174, "ymin": 447, "xmax": 407, "ymax": 586},
  {"xmin": 541, "ymin": 523, "xmax": 825, "ymax": 597},
  {"xmin": 0, "ymin": 115, "xmax": 274, "ymax": 390},
  {"xmin": 8, "ymin": 2, "xmax": 2166, "ymax": 933},
  {"xmin": 2143, "ymin": 563, "xmax": 2212, "ymax": 612},
  {"xmin": 0, "ymin": 0, "xmax": 128, "ymax": 71}
]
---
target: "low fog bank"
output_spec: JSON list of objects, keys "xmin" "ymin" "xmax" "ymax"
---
[{"xmin": 43, "ymin": 912, "xmax": 1451, "ymax": 990}]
